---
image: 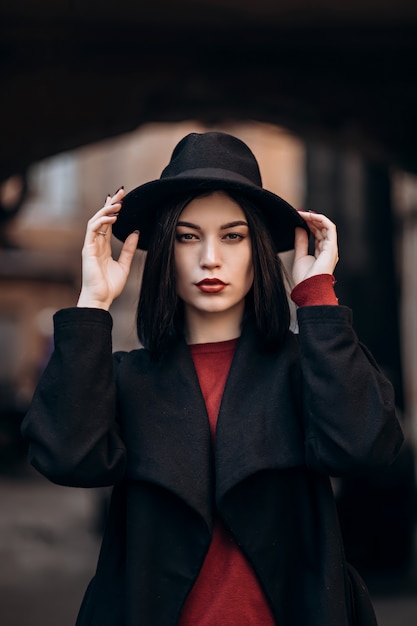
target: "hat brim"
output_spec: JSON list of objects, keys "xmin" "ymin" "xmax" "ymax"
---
[{"xmin": 112, "ymin": 172, "xmax": 308, "ymax": 252}]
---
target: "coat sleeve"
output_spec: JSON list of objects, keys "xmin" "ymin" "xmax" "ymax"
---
[
  {"xmin": 297, "ymin": 305, "xmax": 404, "ymax": 475},
  {"xmin": 21, "ymin": 307, "xmax": 127, "ymax": 487}
]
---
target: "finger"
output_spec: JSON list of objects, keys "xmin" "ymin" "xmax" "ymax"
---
[
  {"xmin": 100, "ymin": 199, "xmax": 123, "ymax": 231},
  {"xmin": 117, "ymin": 230, "xmax": 140, "ymax": 273},
  {"xmin": 293, "ymin": 227, "xmax": 309, "ymax": 262},
  {"xmin": 88, "ymin": 198, "xmax": 123, "ymax": 235},
  {"xmin": 99, "ymin": 188, "xmax": 124, "ymax": 237},
  {"xmin": 297, "ymin": 210, "xmax": 333, "ymax": 224},
  {"xmin": 102, "ymin": 193, "xmax": 115, "ymax": 213},
  {"xmin": 83, "ymin": 190, "xmax": 124, "ymax": 244},
  {"xmin": 303, "ymin": 219, "xmax": 336, "ymax": 250},
  {"xmin": 88, "ymin": 213, "xmax": 118, "ymax": 237},
  {"xmin": 111, "ymin": 186, "xmax": 125, "ymax": 201},
  {"xmin": 299, "ymin": 211, "xmax": 336, "ymax": 236},
  {"xmin": 98, "ymin": 191, "xmax": 124, "ymax": 218}
]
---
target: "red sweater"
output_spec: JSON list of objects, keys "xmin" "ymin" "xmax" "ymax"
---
[{"xmin": 179, "ymin": 275, "xmax": 337, "ymax": 625}]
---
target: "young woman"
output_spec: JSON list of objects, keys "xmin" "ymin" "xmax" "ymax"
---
[{"xmin": 22, "ymin": 131, "xmax": 403, "ymax": 626}]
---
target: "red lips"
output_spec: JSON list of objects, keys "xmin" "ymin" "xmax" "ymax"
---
[{"xmin": 196, "ymin": 278, "xmax": 227, "ymax": 293}]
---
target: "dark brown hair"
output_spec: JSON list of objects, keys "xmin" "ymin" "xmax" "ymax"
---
[{"xmin": 136, "ymin": 191, "xmax": 290, "ymax": 358}]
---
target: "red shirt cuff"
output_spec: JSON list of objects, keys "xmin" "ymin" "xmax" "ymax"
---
[{"xmin": 290, "ymin": 274, "xmax": 338, "ymax": 307}]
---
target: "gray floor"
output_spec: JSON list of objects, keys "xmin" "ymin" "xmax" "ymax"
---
[{"xmin": 0, "ymin": 464, "xmax": 416, "ymax": 626}]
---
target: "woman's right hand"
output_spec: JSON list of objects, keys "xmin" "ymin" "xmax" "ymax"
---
[{"xmin": 77, "ymin": 188, "xmax": 140, "ymax": 310}]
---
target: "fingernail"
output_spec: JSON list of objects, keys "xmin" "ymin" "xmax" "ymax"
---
[
  {"xmin": 134, "ymin": 230, "xmax": 139, "ymax": 235},
  {"xmin": 114, "ymin": 186, "xmax": 124, "ymax": 194}
]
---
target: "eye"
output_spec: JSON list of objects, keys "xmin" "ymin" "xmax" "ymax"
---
[
  {"xmin": 223, "ymin": 232, "xmax": 245, "ymax": 242},
  {"xmin": 176, "ymin": 232, "xmax": 199, "ymax": 242}
]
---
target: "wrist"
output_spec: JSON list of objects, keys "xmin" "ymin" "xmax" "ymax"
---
[{"xmin": 77, "ymin": 291, "xmax": 112, "ymax": 311}]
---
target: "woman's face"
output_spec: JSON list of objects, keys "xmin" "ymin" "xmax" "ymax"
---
[{"xmin": 174, "ymin": 191, "xmax": 254, "ymax": 325}]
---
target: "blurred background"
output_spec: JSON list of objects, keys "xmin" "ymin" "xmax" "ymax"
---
[{"xmin": 1, "ymin": 2, "xmax": 417, "ymax": 625}]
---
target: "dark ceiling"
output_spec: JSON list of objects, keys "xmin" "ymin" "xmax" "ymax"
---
[{"xmin": 1, "ymin": 1, "xmax": 417, "ymax": 181}]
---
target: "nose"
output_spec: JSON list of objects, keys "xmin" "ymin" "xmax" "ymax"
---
[{"xmin": 200, "ymin": 237, "xmax": 221, "ymax": 270}]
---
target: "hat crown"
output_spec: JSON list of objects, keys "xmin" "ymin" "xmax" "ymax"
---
[
  {"xmin": 115, "ymin": 130, "xmax": 306, "ymax": 252},
  {"xmin": 161, "ymin": 132, "xmax": 263, "ymax": 187}
]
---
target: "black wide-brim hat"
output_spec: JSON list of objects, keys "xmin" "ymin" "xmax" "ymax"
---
[{"xmin": 113, "ymin": 131, "xmax": 308, "ymax": 252}]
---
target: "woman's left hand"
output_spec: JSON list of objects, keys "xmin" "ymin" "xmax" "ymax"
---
[{"xmin": 292, "ymin": 211, "xmax": 339, "ymax": 286}]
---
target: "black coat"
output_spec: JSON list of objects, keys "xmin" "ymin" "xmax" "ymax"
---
[{"xmin": 21, "ymin": 305, "xmax": 403, "ymax": 626}]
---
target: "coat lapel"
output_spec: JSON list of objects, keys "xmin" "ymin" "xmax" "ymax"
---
[
  {"xmin": 118, "ymin": 338, "xmax": 213, "ymax": 530},
  {"xmin": 215, "ymin": 323, "xmax": 305, "ymax": 503}
]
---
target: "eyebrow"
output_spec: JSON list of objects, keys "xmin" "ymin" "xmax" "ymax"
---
[{"xmin": 176, "ymin": 220, "xmax": 249, "ymax": 230}]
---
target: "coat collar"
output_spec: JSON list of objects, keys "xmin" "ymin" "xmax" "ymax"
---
[{"xmin": 121, "ymin": 321, "xmax": 304, "ymax": 529}]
